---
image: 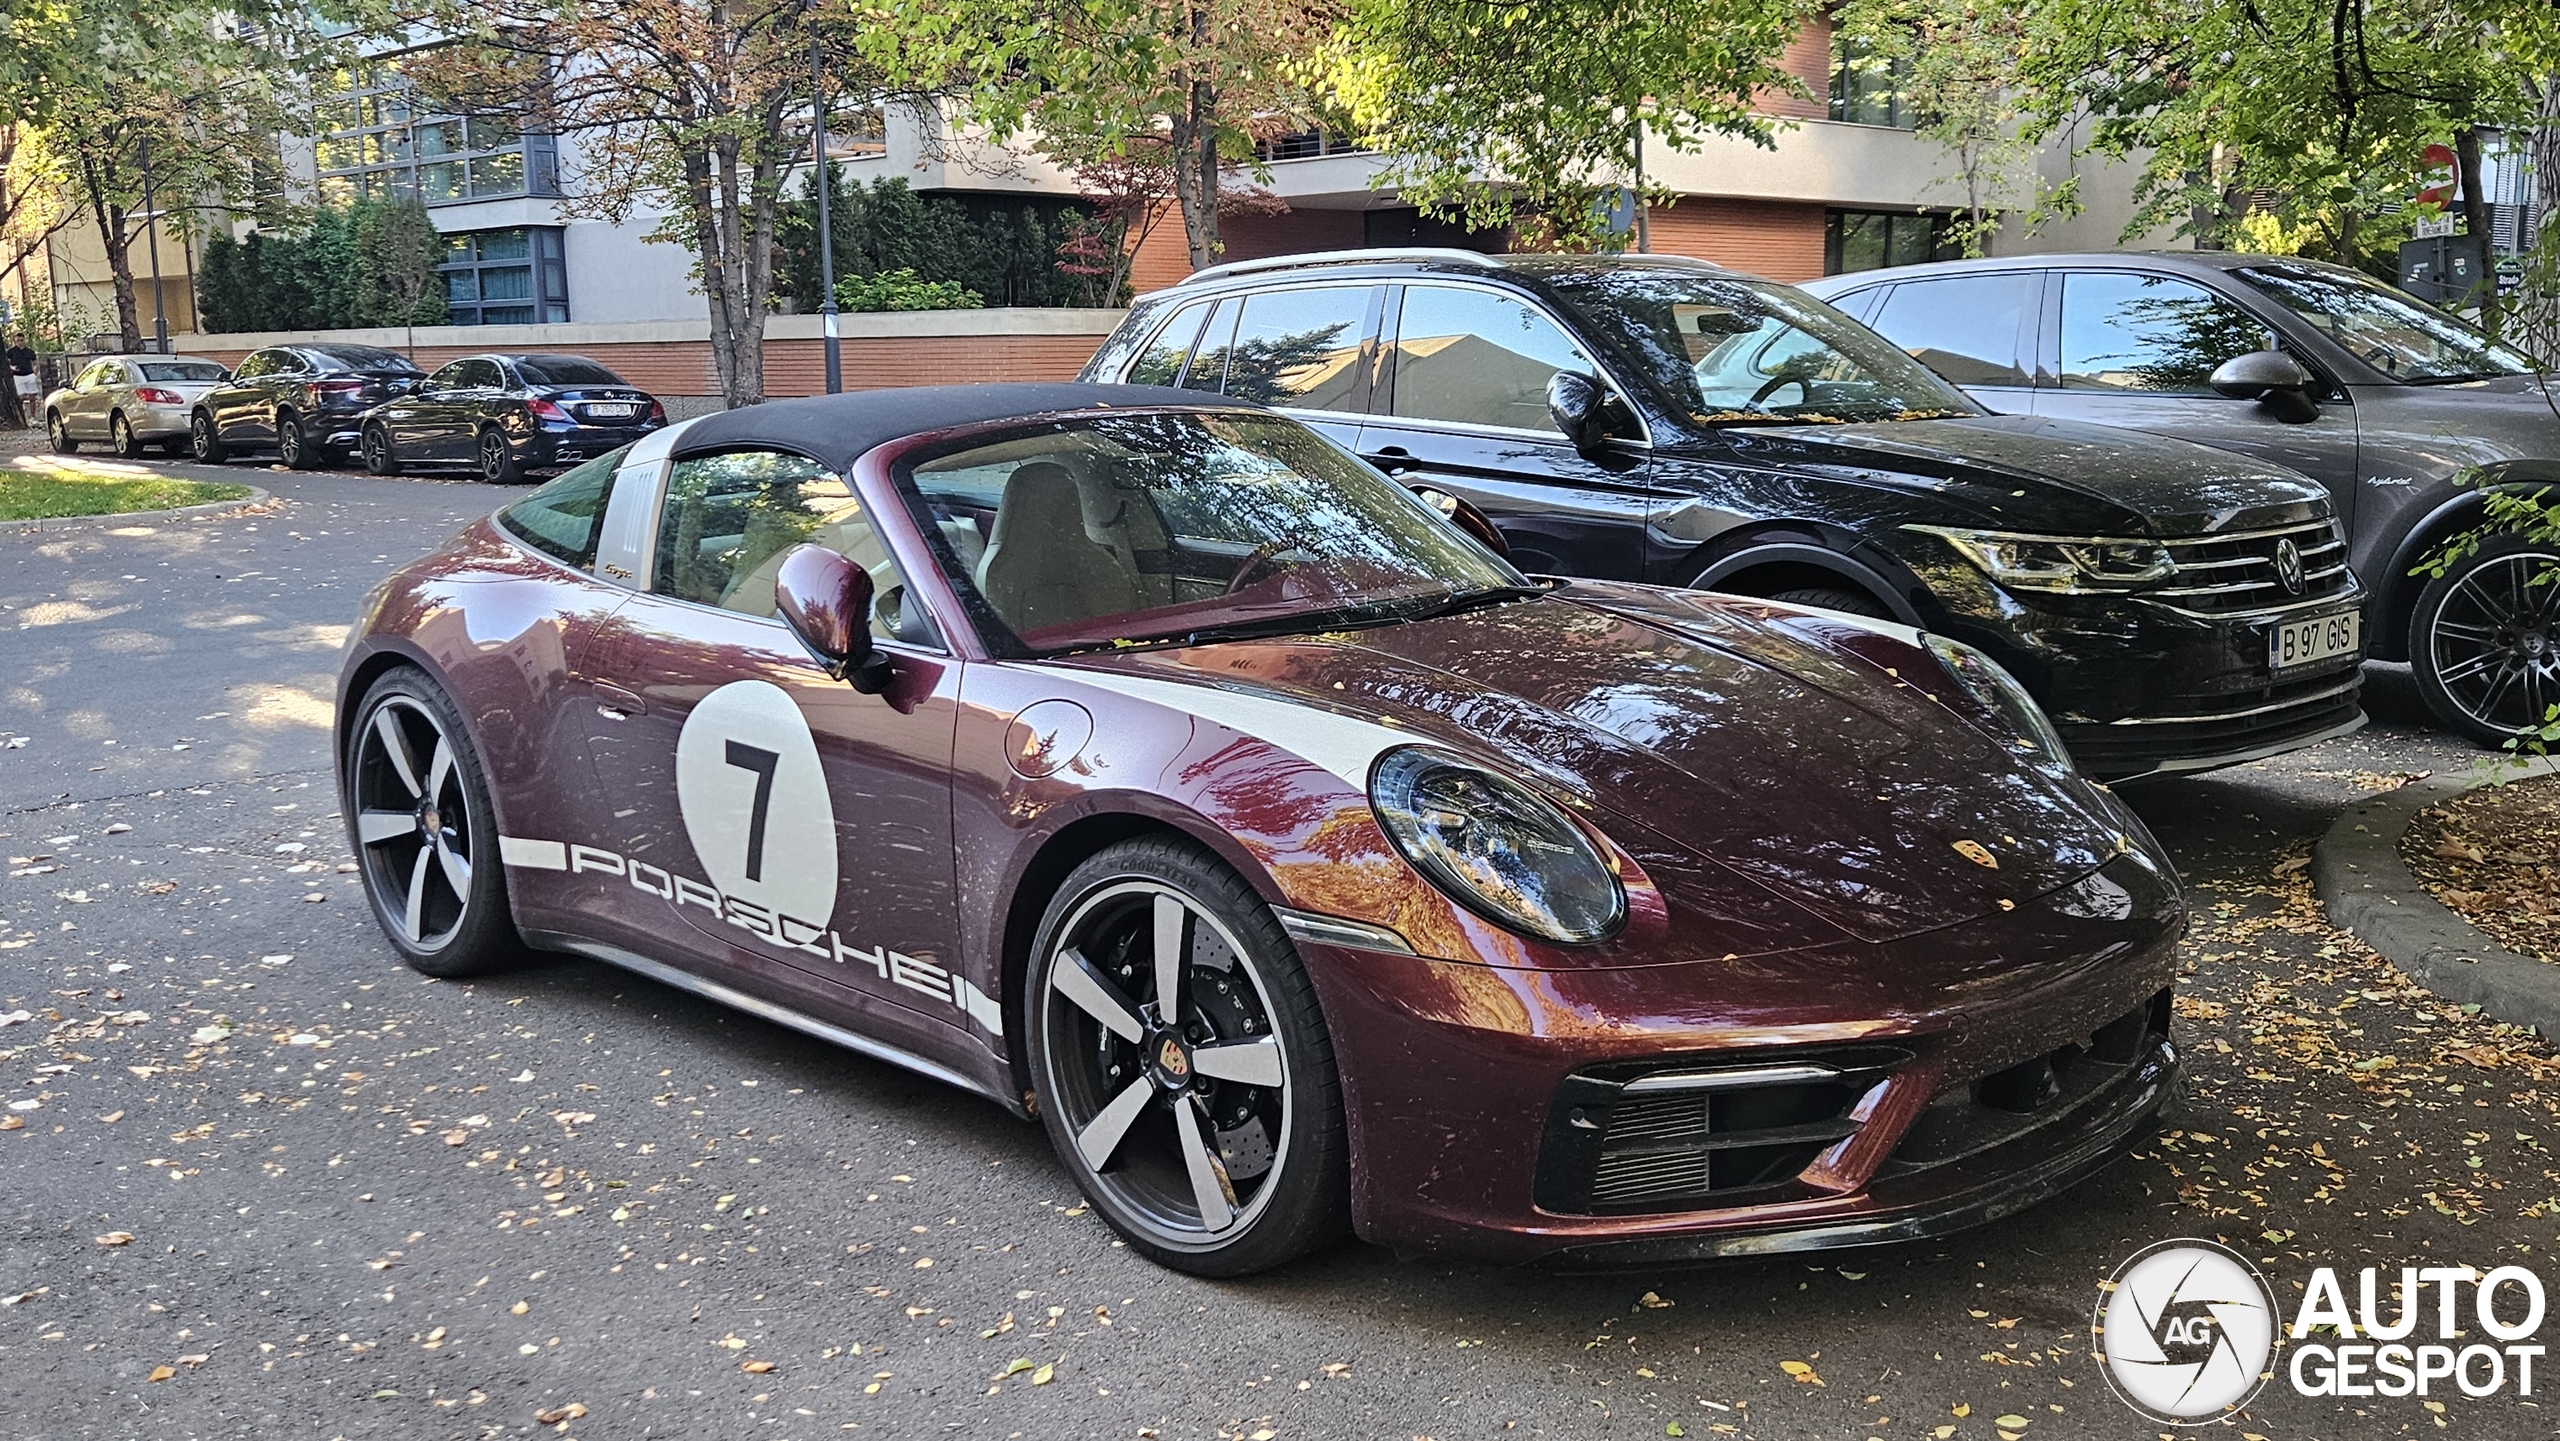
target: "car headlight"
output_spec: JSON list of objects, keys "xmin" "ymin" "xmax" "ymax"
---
[
  {"xmin": 1369, "ymin": 748, "xmax": 1625, "ymax": 944},
  {"xmin": 1922, "ymin": 633, "xmax": 2073, "ymax": 768},
  {"xmin": 1906, "ymin": 525, "xmax": 2173, "ymax": 594}
]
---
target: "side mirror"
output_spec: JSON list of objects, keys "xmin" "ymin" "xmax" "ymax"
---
[
  {"xmin": 774, "ymin": 543, "xmax": 892, "ymax": 694},
  {"xmin": 1546, "ymin": 371, "xmax": 1612, "ymax": 455},
  {"xmin": 2209, "ymin": 350, "xmax": 2320, "ymax": 422}
]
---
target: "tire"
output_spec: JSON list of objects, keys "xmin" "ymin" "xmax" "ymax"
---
[
  {"xmin": 46, "ymin": 411, "xmax": 77, "ymax": 454},
  {"xmin": 1024, "ymin": 836, "xmax": 1350, "ymax": 1276},
  {"xmin": 1768, "ymin": 584, "xmax": 1892, "ymax": 620},
  {"xmin": 477, "ymin": 427, "xmax": 525, "ymax": 485},
  {"xmin": 2411, "ymin": 533, "xmax": 2560, "ymax": 746},
  {"xmin": 361, "ymin": 423, "xmax": 401, "ymax": 477},
  {"xmin": 277, "ymin": 413, "xmax": 320, "ymax": 469},
  {"xmin": 189, "ymin": 410, "xmax": 228, "ymax": 464},
  {"xmin": 110, "ymin": 412, "xmax": 145, "ymax": 459},
  {"xmin": 342, "ymin": 669, "xmax": 523, "ymax": 978}
]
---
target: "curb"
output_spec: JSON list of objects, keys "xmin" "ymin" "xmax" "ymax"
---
[
  {"xmin": 4, "ymin": 484, "xmax": 275, "ymax": 535},
  {"xmin": 2313, "ymin": 763, "xmax": 2559, "ymax": 1034}
]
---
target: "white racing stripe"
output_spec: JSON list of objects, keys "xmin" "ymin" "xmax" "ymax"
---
[
  {"xmin": 1034, "ymin": 666, "xmax": 1429, "ymax": 788},
  {"xmin": 498, "ymin": 836, "xmax": 569, "ymax": 870}
]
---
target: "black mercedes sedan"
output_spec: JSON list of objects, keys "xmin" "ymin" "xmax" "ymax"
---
[
  {"xmin": 191, "ymin": 343, "xmax": 426, "ymax": 469},
  {"xmin": 358, "ymin": 352, "xmax": 666, "ymax": 484},
  {"xmin": 1082, "ymin": 249, "xmax": 2365, "ymax": 781}
]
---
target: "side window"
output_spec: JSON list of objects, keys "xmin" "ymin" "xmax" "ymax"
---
[
  {"xmin": 424, "ymin": 361, "xmax": 471, "ymax": 390},
  {"xmin": 1177, "ymin": 298, "xmax": 1243, "ymax": 393},
  {"xmin": 234, "ymin": 351, "xmax": 276, "ymax": 380},
  {"xmin": 1126, "ymin": 300, "xmax": 1215, "ymax": 386},
  {"xmin": 1388, "ymin": 285, "xmax": 1595, "ymax": 433},
  {"xmin": 73, "ymin": 362, "xmax": 111, "ymax": 389},
  {"xmin": 1221, "ymin": 287, "xmax": 1374, "ymax": 411},
  {"xmin": 1869, "ymin": 274, "xmax": 2034, "ymax": 386},
  {"xmin": 2059, "ymin": 272, "xmax": 2270, "ymax": 393},
  {"xmin": 497, "ymin": 446, "xmax": 628, "ymax": 569},
  {"xmin": 462, "ymin": 358, "xmax": 506, "ymax": 389},
  {"xmin": 652, "ymin": 449, "xmax": 908, "ymax": 642}
]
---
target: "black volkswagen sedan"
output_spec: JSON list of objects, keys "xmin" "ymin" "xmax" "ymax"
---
[
  {"xmin": 191, "ymin": 343, "xmax": 426, "ymax": 469},
  {"xmin": 1083, "ymin": 250, "xmax": 2365, "ymax": 780},
  {"xmin": 1804, "ymin": 252, "xmax": 2560, "ymax": 745},
  {"xmin": 359, "ymin": 352, "xmax": 665, "ymax": 484}
]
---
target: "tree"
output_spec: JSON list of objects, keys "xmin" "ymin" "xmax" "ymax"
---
[
  {"xmin": 1831, "ymin": 0, "xmax": 2063, "ymax": 256},
  {"xmin": 411, "ymin": 1, "xmax": 885, "ymax": 407},
  {"xmin": 1312, "ymin": 0, "xmax": 1814, "ymax": 244},
  {"xmin": 859, "ymin": 0, "xmax": 1328, "ymax": 274}
]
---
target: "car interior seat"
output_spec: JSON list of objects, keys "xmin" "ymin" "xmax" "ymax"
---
[{"xmin": 975, "ymin": 461, "xmax": 1146, "ymax": 635}]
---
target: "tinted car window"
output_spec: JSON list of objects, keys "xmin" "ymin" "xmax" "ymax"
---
[
  {"xmin": 1178, "ymin": 298, "xmax": 1243, "ymax": 393},
  {"xmin": 496, "ymin": 446, "xmax": 628, "ymax": 569},
  {"xmin": 1389, "ymin": 285, "xmax": 1594, "ymax": 433},
  {"xmin": 310, "ymin": 344, "xmax": 423, "ymax": 373},
  {"xmin": 1869, "ymin": 274, "xmax": 2033, "ymax": 386},
  {"xmin": 652, "ymin": 449, "xmax": 900, "ymax": 639},
  {"xmin": 2059, "ymin": 272, "xmax": 2269, "ymax": 393},
  {"xmin": 459, "ymin": 358, "xmax": 506, "ymax": 389},
  {"xmin": 139, "ymin": 360, "xmax": 225, "ymax": 382},
  {"xmin": 2233, "ymin": 263, "xmax": 2535, "ymax": 382},
  {"xmin": 514, "ymin": 356, "xmax": 625, "ymax": 387},
  {"xmin": 1126, "ymin": 300, "xmax": 1215, "ymax": 386},
  {"xmin": 425, "ymin": 361, "xmax": 472, "ymax": 390},
  {"xmin": 236, "ymin": 350, "xmax": 291, "ymax": 379},
  {"xmin": 1220, "ymin": 286, "xmax": 1372, "ymax": 410}
]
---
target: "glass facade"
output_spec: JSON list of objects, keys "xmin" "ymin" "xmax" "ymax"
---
[
  {"xmin": 1829, "ymin": 35, "xmax": 1914, "ymax": 128},
  {"xmin": 1825, "ymin": 209, "xmax": 1953, "ymax": 275},
  {"xmin": 441, "ymin": 228, "xmax": 570, "ymax": 325},
  {"xmin": 314, "ymin": 59, "xmax": 559, "ymax": 206}
]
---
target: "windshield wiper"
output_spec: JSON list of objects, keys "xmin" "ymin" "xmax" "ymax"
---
[{"xmin": 1388, "ymin": 582, "xmax": 1555, "ymax": 623}]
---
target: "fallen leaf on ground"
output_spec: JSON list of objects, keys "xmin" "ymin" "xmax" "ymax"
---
[
  {"xmin": 94, "ymin": 1232, "xmax": 133, "ymax": 1247},
  {"xmin": 1779, "ymin": 1360, "xmax": 1823, "ymax": 1386}
]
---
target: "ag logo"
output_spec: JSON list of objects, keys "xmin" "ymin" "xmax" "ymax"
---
[
  {"xmin": 2094, "ymin": 1238, "xmax": 2279, "ymax": 1424},
  {"xmin": 675, "ymin": 680, "xmax": 837, "ymax": 926}
]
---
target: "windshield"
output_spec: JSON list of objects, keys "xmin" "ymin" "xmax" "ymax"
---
[
  {"xmin": 899, "ymin": 411, "xmax": 1528, "ymax": 654},
  {"xmin": 1543, "ymin": 271, "xmax": 1976, "ymax": 424},
  {"xmin": 2233, "ymin": 264, "xmax": 2535, "ymax": 383},
  {"xmin": 139, "ymin": 360, "xmax": 227, "ymax": 383},
  {"xmin": 515, "ymin": 356, "xmax": 626, "ymax": 387}
]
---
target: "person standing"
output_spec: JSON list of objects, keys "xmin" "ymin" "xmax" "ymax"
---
[{"xmin": 6, "ymin": 337, "xmax": 37, "ymax": 430}]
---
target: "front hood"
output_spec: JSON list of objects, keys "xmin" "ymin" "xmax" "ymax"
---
[
  {"xmin": 1679, "ymin": 413, "xmax": 2331, "ymax": 536},
  {"xmin": 2345, "ymin": 375, "xmax": 2560, "ymax": 480},
  {"xmin": 1070, "ymin": 586, "xmax": 2142, "ymax": 947}
]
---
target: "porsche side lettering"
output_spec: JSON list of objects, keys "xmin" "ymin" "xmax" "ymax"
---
[{"xmin": 501, "ymin": 833, "xmax": 1002, "ymax": 1036}]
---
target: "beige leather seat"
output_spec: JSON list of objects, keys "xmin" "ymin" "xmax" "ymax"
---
[{"xmin": 975, "ymin": 462, "xmax": 1144, "ymax": 635}]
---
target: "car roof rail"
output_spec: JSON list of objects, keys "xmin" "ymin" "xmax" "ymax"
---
[{"xmin": 1184, "ymin": 248, "xmax": 1505, "ymax": 286}]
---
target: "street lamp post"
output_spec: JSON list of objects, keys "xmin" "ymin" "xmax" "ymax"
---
[
  {"xmin": 811, "ymin": 37, "xmax": 841, "ymax": 395},
  {"xmin": 142, "ymin": 138, "xmax": 169, "ymax": 353}
]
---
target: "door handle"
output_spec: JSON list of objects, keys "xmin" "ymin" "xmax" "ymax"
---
[
  {"xmin": 1365, "ymin": 445, "xmax": 1412, "ymax": 476},
  {"xmin": 593, "ymin": 682, "xmax": 645, "ymax": 719}
]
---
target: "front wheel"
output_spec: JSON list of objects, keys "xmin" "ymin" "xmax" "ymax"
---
[
  {"xmin": 361, "ymin": 423, "xmax": 401, "ymax": 476},
  {"xmin": 477, "ymin": 427, "xmax": 525, "ymax": 484},
  {"xmin": 2412, "ymin": 534, "xmax": 2560, "ymax": 746},
  {"xmin": 1026, "ymin": 838, "xmax": 1349, "ymax": 1276},
  {"xmin": 189, "ymin": 411, "xmax": 228, "ymax": 464},
  {"xmin": 46, "ymin": 411, "xmax": 77, "ymax": 454},
  {"xmin": 343, "ymin": 670, "xmax": 523, "ymax": 978}
]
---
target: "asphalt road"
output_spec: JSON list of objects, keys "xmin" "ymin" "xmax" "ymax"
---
[{"xmin": 2, "ymin": 447, "xmax": 2549, "ymax": 1440}]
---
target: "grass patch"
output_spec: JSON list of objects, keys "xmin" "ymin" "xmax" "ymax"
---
[{"xmin": 0, "ymin": 462, "xmax": 252, "ymax": 521}]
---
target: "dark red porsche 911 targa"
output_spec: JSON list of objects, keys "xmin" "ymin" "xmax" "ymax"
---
[{"xmin": 335, "ymin": 382, "xmax": 2184, "ymax": 1274}]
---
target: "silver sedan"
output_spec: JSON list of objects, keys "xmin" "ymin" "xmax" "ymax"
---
[{"xmin": 44, "ymin": 354, "xmax": 231, "ymax": 458}]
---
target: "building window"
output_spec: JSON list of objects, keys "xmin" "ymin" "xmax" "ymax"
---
[
  {"xmin": 314, "ymin": 58, "xmax": 559, "ymax": 206},
  {"xmin": 441, "ymin": 228, "xmax": 569, "ymax": 325},
  {"xmin": 1254, "ymin": 129, "xmax": 1369, "ymax": 163},
  {"xmin": 1825, "ymin": 210, "xmax": 1953, "ymax": 274},
  {"xmin": 1829, "ymin": 35, "xmax": 1913, "ymax": 128}
]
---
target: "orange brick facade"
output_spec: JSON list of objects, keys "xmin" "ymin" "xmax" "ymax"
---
[{"xmin": 1643, "ymin": 199, "xmax": 1828, "ymax": 282}]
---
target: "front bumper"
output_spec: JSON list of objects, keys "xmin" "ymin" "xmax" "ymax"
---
[{"xmin": 1296, "ymin": 860, "xmax": 2184, "ymax": 1265}]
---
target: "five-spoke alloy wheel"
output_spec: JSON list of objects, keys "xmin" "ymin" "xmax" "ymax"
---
[
  {"xmin": 2414, "ymin": 536, "xmax": 2560, "ymax": 746},
  {"xmin": 1027, "ymin": 839, "xmax": 1347, "ymax": 1275},
  {"xmin": 346, "ymin": 671, "xmax": 519, "ymax": 976}
]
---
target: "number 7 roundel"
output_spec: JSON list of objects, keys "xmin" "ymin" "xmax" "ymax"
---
[{"xmin": 673, "ymin": 679, "xmax": 840, "ymax": 927}]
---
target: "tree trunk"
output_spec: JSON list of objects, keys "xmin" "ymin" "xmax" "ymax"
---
[
  {"xmin": 2456, "ymin": 125, "xmax": 2497, "ymax": 325},
  {"xmin": 79, "ymin": 153, "xmax": 143, "ymax": 352},
  {"xmin": 694, "ymin": 136, "xmax": 767, "ymax": 409}
]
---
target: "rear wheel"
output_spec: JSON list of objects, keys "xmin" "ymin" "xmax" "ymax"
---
[
  {"xmin": 361, "ymin": 423, "xmax": 401, "ymax": 476},
  {"xmin": 1025, "ymin": 837, "xmax": 1349, "ymax": 1276},
  {"xmin": 1768, "ymin": 584, "xmax": 1892, "ymax": 620},
  {"xmin": 110, "ymin": 412, "xmax": 145, "ymax": 459},
  {"xmin": 189, "ymin": 411, "xmax": 228, "ymax": 464},
  {"xmin": 477, "ymin": 427, "xmax": 525, "ymax": 485},
  {"xmin": 277, "ymin": 413, "xmax": 322, "ymax": 469},
  {"xmin": 2412, "ymin": 535, "xmax": 2560, "ymax": 746},
  {"xmin": 46, "ymin": 411, "xmax": 77, "ymax": 454},
  {"xmin": 344, "ymin": 670, "xmax": 522, "ymax": 978}
]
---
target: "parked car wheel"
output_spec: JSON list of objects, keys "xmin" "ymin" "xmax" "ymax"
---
[
  {"xmin": 477, "ymin": 427, "xmax": 525, "ymax": 485},
  {"xmin": 1025, "ymin": 837, "xmax": 1350, "ymax": 1277},
  {"xmin": 189, "ymin": 410, "xmax": 229, "ymax": 464},
  {"xmin": 2411, "ymin": 534, "xmax": 2560, "ymax": 746},
  {"xmin": 1769, "ymin": 585, "xmax": 1892, "ymax": 620},
  {"xmin": 278, "ymin": 413, "xmax": 325, "ymax": 470},
  {"xmin": 46, "ymin": 411, "xmax": 78, "ymax": 454},
  {"xmin": 361, "ymin": 423, "xmax": 401, "ymax": 477},
  {"xmin": 344, "ymin": 669, "xmax": 522, "ymax": 978},
  {"xmin": 110, "ymin": 412, "xmax": 148, "ymax": 459}
]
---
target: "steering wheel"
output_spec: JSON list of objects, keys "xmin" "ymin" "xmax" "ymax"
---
[
  {"xmin": 1750, "ymin": 373, "xmax": 1813, "ymax": 408},
  {"xmin": 1226, "ymin": 540, "xmax": 1287, "ymax": 594},
  {"xmin": 2362, "ymin": 345, "xmax": 2401, "ymax": 375}
]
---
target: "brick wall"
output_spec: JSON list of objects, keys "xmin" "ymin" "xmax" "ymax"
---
[
  {"xmin": 1760, "ymin": 14, "xmax": 1834, "ymax": 121},
  {"xmin": 1128, "ymin": 206, "xmax": 1369, "ymax": 294},
  {"xmin": 1643, "ymin": 199, "xmax": 1828, "ymax": 282}
]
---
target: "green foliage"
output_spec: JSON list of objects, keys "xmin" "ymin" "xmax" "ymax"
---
[
  {"xmin": 196, "ymin": 198, "xmax": 449, "ymax": 332},
  {"xmin": 774, "ymin": 170, "xmax": 1087, "ymax": 310},
  {"xmin": 834, "ymin": 269, "xmax": 985, "ymax": 313},
  {"xmin": 1313, "ymin": 0, "xmax": 1814, "ymax": 241}
]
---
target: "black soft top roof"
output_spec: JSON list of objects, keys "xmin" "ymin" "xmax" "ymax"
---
[{"xmin": 669, "ymin": 383, "xmax": 1262, "ymax": 475}]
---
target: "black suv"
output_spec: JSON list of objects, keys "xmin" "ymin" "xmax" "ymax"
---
[
  {"xmin": 191, "ymin": 343, "xmax": 426, "ymax": 469},
  {"xmin": 1802, "ymin": 253, "xmax": 2560, "ymax": 744},
  {"xmin": 1083, "ymin": 249, "xmax": 2365, "ymax": 780}
]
